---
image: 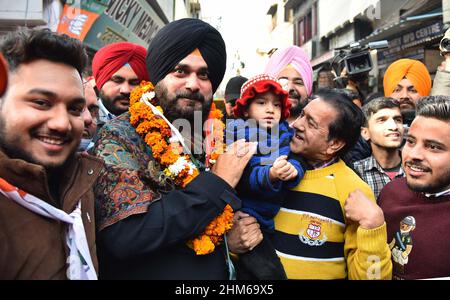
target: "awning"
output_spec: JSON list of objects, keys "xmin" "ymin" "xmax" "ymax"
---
[
  {"xmin": 310, "ymin": 50, "xmax": 334, "ymax": 67},
  {"xmin": 356, "ymin": 11, "xmax": 443, "ymax": 45}
]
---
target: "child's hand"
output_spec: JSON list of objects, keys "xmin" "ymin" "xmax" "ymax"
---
[{"xmin": 269, "ymin": 155, "xmax": 298, "ymax": 182}]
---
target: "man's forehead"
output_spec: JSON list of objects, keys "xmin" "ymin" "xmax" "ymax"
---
[
  {"xmin": 409, "ymin": 116, "xmax": 450, "ymax": 143},
  {"xmin": 305, "ymin": 98, "xmax": 337, "ymax": 118},
  {"xmin": 111, "ymin": 64, "xmax": 138, "ymax": 78},
  {"xmin": 177, "ymin": 53, "xmax": 208, "ymax": 69},
  {"xmin": 397, "ymin": 78, "xmax": 415, "ymax": 88},
  {"xmin": 371, "ymin": 107, "xmax": 402, "ymax": 119},
  {"xmin": 278, "ymin": 67, "xmax": 302, "ymax": 80}
]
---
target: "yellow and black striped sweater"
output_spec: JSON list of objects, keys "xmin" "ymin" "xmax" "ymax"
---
[{"xmin": 273, "ymin": 160, "xmax": 392, "ymax": 279}]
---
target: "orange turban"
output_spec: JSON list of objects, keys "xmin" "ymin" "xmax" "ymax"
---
[{"xmin": 383, "ymin": 59, "xmax": 431, "ymax": 97}]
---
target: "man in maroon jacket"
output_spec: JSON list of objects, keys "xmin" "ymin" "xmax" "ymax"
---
[{"xmin": 378, "ymin": 95, "xmax": 450, "ymax": 279}]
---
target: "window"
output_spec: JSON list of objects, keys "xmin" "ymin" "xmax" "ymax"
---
[{"xmin": 296, "ymin": 11, "xmax": 311, "ymax": 46}]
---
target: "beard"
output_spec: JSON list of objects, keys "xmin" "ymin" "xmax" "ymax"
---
[
  {"xmin": 288, "ymin": 89, "xmax": 307, "ymax": 118},
  {"xmin": 405, "ymin": 160, "xmax": 450, "ymax": 194},
  {"xmin": 99, "ymin": 90, "xmax": 130, "ymax": 116},
  {"xmin": 155, "ymin": 82, "xmax": 213, "ymax": 126},
  {"xmin": 0, "ymin": 116, "xmax": 77, "ymax": 174},
  {"xmin": 406, "ymin": 172, "xmax": 450, "ymax": 194}
]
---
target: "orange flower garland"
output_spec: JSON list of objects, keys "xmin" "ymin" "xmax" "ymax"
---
[{"xmin": 129, "ymin": 81, "xmax": 233, "ymax": 255}]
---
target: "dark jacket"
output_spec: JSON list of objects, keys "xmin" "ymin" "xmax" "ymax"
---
[
  {"xmin": 0, "ymin": 150, "xmax": 103, "ymax": 279},
  {"xmin": 93, "ymin": 113, "xmax": 241, "ymax": 280}
]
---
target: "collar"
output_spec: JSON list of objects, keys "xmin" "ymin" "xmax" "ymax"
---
[
  {"xmin": 0, "ymin": 149, "xmax": 103, "ymax": 211},
  {"xmin": 363, "ymin": 154, "xmax": 405, "ymax": 176},
  {"xmin": 425, "ymin": 188, "xmax": 450, "ymax": 198},
  {"xmin": 311, "ymin": 156, "xmax": 340, "ymax": 170},
  {"xmin": 98, "ymin": 99, "xmax": 115, "ymax": 122}
]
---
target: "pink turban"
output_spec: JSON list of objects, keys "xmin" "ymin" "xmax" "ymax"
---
[
  {"xmin": 92, "ymin": 42, "xmax": 149, "ymax": 90},
  {"xmin": 264, "ymin": 46, "xmax": 313, "ymax": 96}
]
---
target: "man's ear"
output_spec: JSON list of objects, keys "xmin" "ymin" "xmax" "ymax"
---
[
  {"xmin": 361, "ymin": 126, "xmax": 370, "ymax": 142},
  {"xmin": 326, "ymin": 139, "xmax": 345, "ymax": 156}
]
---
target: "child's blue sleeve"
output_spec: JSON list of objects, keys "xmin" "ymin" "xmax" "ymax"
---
[
  {"xmin": 284, "ymin": 157, "xmax": 305, "ymax": 189},
  {"xmin": 247, "ymin": 163, "xmax": 282, "ymax": 196}
]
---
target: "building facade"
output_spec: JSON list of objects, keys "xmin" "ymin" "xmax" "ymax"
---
[
  {"xmin": 0, "ymin": 0, "xmax": 201, "ymax": 50},
  {"xmin": 280, "ymin": 0, "xmax": 445, "ymax": 93}
]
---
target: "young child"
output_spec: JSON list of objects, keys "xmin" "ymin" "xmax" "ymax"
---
[{"xmin": 226, "ymin": 74, "xmax": 305, "ymax": 279}]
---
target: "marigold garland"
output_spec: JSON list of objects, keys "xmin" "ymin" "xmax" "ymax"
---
[{"xmin": 129, "ymin": 81, "xmax": 232, "ymax": 255}]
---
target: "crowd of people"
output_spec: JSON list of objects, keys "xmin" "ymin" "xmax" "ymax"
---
[{"xmin": 0, "ymin": 18, "xmax": 449, "ymax": 280}]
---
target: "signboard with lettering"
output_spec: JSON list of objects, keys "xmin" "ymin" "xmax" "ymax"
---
[
  {"xmin": 378, "ymin": 21, "xmax": 443, "ymax": 67},
  {"xmin": 57, "ymin": 0, "xmax": 166, "ymax": 50}
]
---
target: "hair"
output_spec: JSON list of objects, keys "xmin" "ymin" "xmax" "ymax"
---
[
  {"xmin": 416, "ymin": 96, "xmax": 450, "ymax": 122},
  {"xmin": 364, "ymin": 91, "xmax": 384, "ymax": 105},
  {"xmin": 331, "ymin": 88, "xmax": 360, "ymax": 101},
  {"xmin": 314, "ymin": 89, "xmax": 365, "ymax": 158},
  {"xmin": 0, "ymin": 28, "xmax": 87, "ymax": 76},
  {"xmin": 361, "ymin": 97, "xmax": 400, "ymax": 127}
]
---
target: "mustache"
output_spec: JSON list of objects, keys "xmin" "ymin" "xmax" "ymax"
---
[
  {"xmin": 33, "ymin": 130, "xmax": 73, "ymax": 142},
  {"xmin": 176, "ymin": 91, "xmax": 205, "ymax": 102},
  {"xmin": 288, "ymin": 90, "xmax": 300, "ymax": 100},
  {"xmin": 397, "ymin": 98, "xmax": 414, "ymax": 106},
  {"xmin": 405, "ymin": 160, "xmax": 432, "ymax": 172},
  {"xmin": 113, "ymin": 94, "xmax": 130, "ymax": 102}
]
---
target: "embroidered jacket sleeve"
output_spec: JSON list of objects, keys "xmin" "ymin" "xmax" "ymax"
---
[
  {"xmin": 93, "ymin": 114, "xmax": 241, "ymax": 259},
  {"xmin": 341, "ymin": 180, "xmax": 392, "ymax": 280}
]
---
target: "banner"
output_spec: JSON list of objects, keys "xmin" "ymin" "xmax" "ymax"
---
[
  {"xmin": 57, "ymin": 4, "xmax": 101, "ymax": 41},
  {"xmin": 56, "ymin": 0, "xmax": 167, "ymax": 50}
]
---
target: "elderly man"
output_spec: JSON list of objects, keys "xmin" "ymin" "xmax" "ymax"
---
[
  {"xmin": 93, "ymin": 18, "xmax": 261, "ymax": 280},
  {"xmin": 378, "ymin": 96, "xmax": 450, "ymax": 279},
  {"xmin": 92, "ymin": 42, "xmax": 148, "ymax": 128},
  {"xmin": 265, "ymin": 46, "xmax": 313, "ymax": 124},
  {"xmin": 272, "ymin": 90, "xmax": 392, "ymax": 279},
  {"xmin": 0, "ymin": 28, "xmax": 102, "ymax": 279},
  {"xmin": 383, "ymin": 59, "xmax": 432, "ymax": 113}
]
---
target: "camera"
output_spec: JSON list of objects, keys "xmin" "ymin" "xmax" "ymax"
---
[
  {"xmin": 439, "ymin": 28, "xmax": 450, "ymax": 55},
  {"xmin": 331, "ymin": 40, "xmax": 388, "ymax": 78}
]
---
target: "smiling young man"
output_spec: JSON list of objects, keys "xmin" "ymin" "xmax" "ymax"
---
[
  {"xmin": 0, "ymin": 28, "xmax": 102, "ymax": 279},
  {"xmin": 378, "ymin": 96, "xmax": 450, "ymax": 279},
  {"xmin": 353, "ymin": 97, "xmax": 405, "ymax": 198}
]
